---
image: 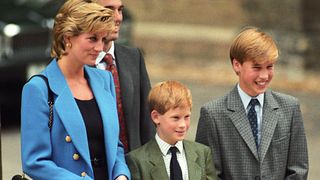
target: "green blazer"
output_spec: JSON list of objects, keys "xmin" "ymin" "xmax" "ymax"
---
[{"xmin": 126, "ymin": 138, "xmax": 217, "ymax": 180}]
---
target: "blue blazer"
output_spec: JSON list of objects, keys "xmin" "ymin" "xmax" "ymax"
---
[{"xmin": 21, "ymin": 59, "xmax": 130, "ymax": 180}]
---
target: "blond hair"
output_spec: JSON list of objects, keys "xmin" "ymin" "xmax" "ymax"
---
[
  {"xmin": 51, "ymin": 0, "xmax": 114, "ymax": 58},
  {"xmin": 148, "ymin": 80, "xmax": 192, "ymax": 115},
  {"xmin": 229, "ymin": 27, "xmax": 279, "ymax": 64}
]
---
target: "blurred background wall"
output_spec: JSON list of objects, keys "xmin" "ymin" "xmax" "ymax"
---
[{"xmin": 124, "ymin": 0, "xmax": 320, "ymax": 71}]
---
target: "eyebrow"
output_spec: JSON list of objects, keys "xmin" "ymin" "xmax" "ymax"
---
[{"xmin": 105, "ymin": 5, "xmax": 124, "ymax": 10}]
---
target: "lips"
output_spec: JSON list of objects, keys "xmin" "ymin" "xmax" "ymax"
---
[
  {"xmin": 113, "ymin": 26, "xmax": 120, "ymax": 33},
  {"xmin": 91, "ymin": 54, "xmax": 100, "ymax": 60},
  {"xmin": 255, "ymin": 81, "xmax": 268, "ymax": 88},
  {"xmin": 256, "ymin": 81, "xmax": 267, "ymax": 85},
  {"xmin": 176, "ymin": 130, "xmax": 186, "ymax": 136}
]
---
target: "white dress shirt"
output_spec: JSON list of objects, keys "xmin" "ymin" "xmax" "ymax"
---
[
  {"xmin": 155, "ymin": 133, "xmax": 189, "ymax": 180},
  {"xmin": 95, "ymin": 41, "xmax": 116, "ymax": 69},
  {"xmin": 237, "ymin": 84, "xmax": 264, "ymax": 147}
]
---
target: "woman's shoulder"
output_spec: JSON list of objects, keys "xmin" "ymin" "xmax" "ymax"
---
[
  {"xmin": 24, "ymin": 74, "xmax": 49, "ymax": 91},
  {"xmin": 22, "ymin": 74, "xmax": 50, "ymax": 104}
]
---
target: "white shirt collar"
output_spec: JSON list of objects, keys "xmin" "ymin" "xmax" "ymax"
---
[
  {"xmin": 106, "ymin": 41, "xmax": 115, "ymax": 59},
  {"xmin": 155, "ymin": 133, "xmax": 184, "ymax": 155},
  {"xmin": 237, "ymin": 84, "xmax": 264, "ymax": 109},
  {"xmin": 95, "ymin": 41, "xmax": 115, "ymax": 65}
]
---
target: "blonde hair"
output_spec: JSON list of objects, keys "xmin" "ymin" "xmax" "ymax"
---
[
  {"xmin": 229, "ymin": 27, "xmax": 279, "ymax": 64},
  {"xmin": 148, "ymin": 80, "xmax": 192, "ymax": 115},
  {"xmin": 51, "ymin": 0, "xmax": 114, "ymax": 58}
]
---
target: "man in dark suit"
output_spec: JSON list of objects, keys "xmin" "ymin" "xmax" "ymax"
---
[
  {"xmin": 94, "ymin": 0, "xmax": 155, "ymax": 152},
  {"xmin": 196, "ymin": 27, "xmax": 308, "ymax": 179}
]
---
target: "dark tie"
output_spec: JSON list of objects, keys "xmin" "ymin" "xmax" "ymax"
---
[
  {"xmin": 248, "ymin": 98, "xmax": 259, "ymax": 149},
  {"xmin": 169, "ymin": 147, "xmax": 183, "ymax": 180},
  {"xmin": 104, "ymin": 53, "xmax": 128, "ymax": 152}
]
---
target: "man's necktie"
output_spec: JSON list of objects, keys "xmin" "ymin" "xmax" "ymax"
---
[
  {"xmin": 248, "ymin": 98, "xmax": 259, "ymax": 149},
  {"xmin": 169, "ymin": 147, "xmax": 183, "ymax": 180},
  {"xmin": 104, "ymin": 53, "xmax": 128, "ymax": 152}
]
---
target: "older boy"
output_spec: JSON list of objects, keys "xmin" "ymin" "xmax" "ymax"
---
[
  {"xmin": 196, "ymin": 27, "xmax": 308, "ymax": 179},
  {"xmin": 126, "ymin": 81, "xmax": 217, "ymax": 180}
]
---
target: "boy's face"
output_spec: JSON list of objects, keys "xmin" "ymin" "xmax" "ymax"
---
[
  {"xmin": 151, "ymin": 107, "xmax": 191, "ymax": 145},
  {"xmin": 232, "ymin": 59, "xmax": 275, "ymax": 96}
]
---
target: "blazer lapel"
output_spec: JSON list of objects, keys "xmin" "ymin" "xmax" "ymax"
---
[
  {"xmin": 86, "ymin": 66, "xmax": 120, "ymax": 172},
  {"xmin": 227, "ymin": 86, "xmax": 259, "ymax": 160},
  {"xmin": 184, "ymin": 141, "xmax": 202, "ymax": 180},
  {"xmin": 147, "ymin": 140, "xmax": 170, "ymax": 180},
  {"xmin": 44, "ymin": 60, "xmax": 91, "ymax": 169},
  {"xmin": 150, "ymin": 161, "xmax": 169, "ymax": 180},
  {"xmin": 259, "ymin": 90, "xmax": 280, "ymax": 161},
  {"xmin": 114, "ymin": 44, "xmax": 134, "ymax": 118}
]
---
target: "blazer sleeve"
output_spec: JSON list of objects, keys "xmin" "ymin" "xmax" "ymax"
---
[
  {"xmin": 21, "ymin": 78, "xmax": 93, "ymax": 180},
  {"xmin": 137, "ymin": 48, "xmax": 155, "ymax": 144},
  {"xmin": 195, "ymin": 105, "xmax": 223, "ymax": 180},
  {"xmin": 113, "ymin": 141, "xmax": 131, "ymax": 180},
  {"xmin": 125, "ymin": 154, "xmax": 141, "ymax": 180},
  {"xmin": 205, "ymin": 147, "xmax": 218, "ymax": 180},
  {"xmin": 285, "ymin": 101, "xmax": 309, "ymax": 179}
]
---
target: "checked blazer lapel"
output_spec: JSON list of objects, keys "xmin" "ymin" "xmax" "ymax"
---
[
  {"xmin": 227, "ymin": 87, "xmax": 259, "ymax": 160},
  {"xmin": 259, "ymin": 90, "xmax": 280, "ymax": 162}
]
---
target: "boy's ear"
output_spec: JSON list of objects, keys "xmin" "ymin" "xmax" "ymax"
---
[
  {"xmin": 232, "ymin": 58, "xmax": 241, "ymax": 75},
  {"xmin": 151, "ymin": 110, "xmax": 160, "ymax": 125}
]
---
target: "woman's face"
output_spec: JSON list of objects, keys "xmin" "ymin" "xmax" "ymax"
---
[{"xmin": 66, "ymin": 32, "xmax": 108, "ymax": 66}]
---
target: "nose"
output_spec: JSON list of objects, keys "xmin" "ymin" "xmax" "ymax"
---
[
  {"xmin": 259, "ymin": 68, "xmax": 269, "ymax": 79},
  {"xmin": 178, "ymin": 119, "xmax": 186, "ymax": 128},
  {"xmin": 95, "ymin": 41, "xmax": 104, "ymax": 52},
  {"xmin": 114, "ymin": 10, "xmax": 123, "ymax": 23}
]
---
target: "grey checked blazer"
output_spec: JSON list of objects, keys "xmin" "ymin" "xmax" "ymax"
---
[{"xmin": 195, "ymin": 86, "xmax": 308, "ymax": 180}]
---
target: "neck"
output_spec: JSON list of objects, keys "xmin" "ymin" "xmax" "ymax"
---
[
  {"xmin": 57, "ymin": 57, "xmax": 85, "ymax": 81},
  {"xmin": 104, "ymin": 41, "xmax": 113, "ymax": 52}
]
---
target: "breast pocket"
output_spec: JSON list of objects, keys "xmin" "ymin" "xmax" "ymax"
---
[{"xmin": 271, "ymin": 133, "xmax": 290, "ymax": 168}]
